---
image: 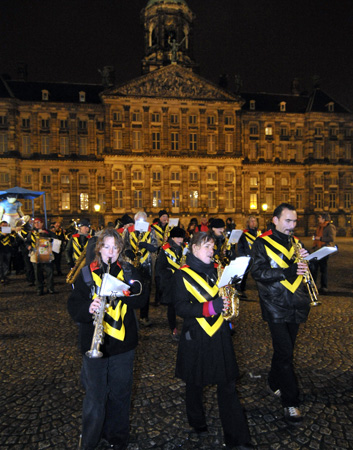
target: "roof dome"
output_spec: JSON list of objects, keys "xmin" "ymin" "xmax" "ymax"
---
[{"xmin": 146, "ymin": 0, "xmax": 188, "ymax": 8}]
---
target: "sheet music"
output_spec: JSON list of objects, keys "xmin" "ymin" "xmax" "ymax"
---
[
  {"xmin": 228, "ymin": 229, "xmax": 243, "ymax": 244},
  {"xmin": 168, "ymin": 218, "xmax": 179, "ymax": 227},
  {"xmin": 100, "ymin": 273, "xmax": 130, "ymax": 297},
  {"xmin": 1, "ymin": 227, "xmax": 11, "ymax": 234},
  {"xmin": 218, "ymin": 256, "xmax": 251, "ymax": 288},
  {"xmin": 52, "ymin": 238, "xmax": 62, "ymax": 254},
  {"xmin": 135, "ymin": 220, "xmax": 149, "ymax": 232},
  {"xmin": 305, "ymin": 246, "xmax": 338, "ymax": 261}
]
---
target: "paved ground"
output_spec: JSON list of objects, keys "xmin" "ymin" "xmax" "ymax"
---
[{"xmin": 0, "ymin": 237, "xmax": 352, "ymax": 450}]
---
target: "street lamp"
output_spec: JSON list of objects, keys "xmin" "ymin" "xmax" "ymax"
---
[
  {"xmin": 262, "ymin": 203, "xmax": 268, "ymax": 230},
  {"xmin": 94, "ymin": 203, "xmax": 101, "ymax": 230}
]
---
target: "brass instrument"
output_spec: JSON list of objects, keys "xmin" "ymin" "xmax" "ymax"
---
[
  {"xmin": 66, "ymin": 249, "xmax": 87, "ymax": 284},
  {"xmin": 86, "ymin": 258, "xmax": 112, "ymax": 358},
  {"xmin": 163, "ymin": 224, "xmax": 170, "ymax": 243},
  {"xmin": 291, "ymin": 234, "xmax": 321, "ymax": 307},
  {"xmin": 217, "ymin": 263, "xmax": 240, "ymax": 321},
  {"xmin": 219, "ymin": 232, "xmax": 231, "ymax": 266}
]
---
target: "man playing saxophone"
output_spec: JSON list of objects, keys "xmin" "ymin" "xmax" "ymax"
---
[
  {"xmin": 67, "ymin": 228, "xmax": 144, "ymax": 450},
  {"xmin": 251, "ymin": 203, "xmax": 311, "ymax": 425}
]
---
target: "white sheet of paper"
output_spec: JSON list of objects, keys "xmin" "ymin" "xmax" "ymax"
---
[
  {"xmin": 100, "ymin": 273, "xmax": 130, "ymax": 297},
  {"xmin": 135, "ymin": 220, "xmax": 149, "ymax": 232},
  {"xmin": 1, "ymin": 227, "xmax": 11, "ymax": 234},
  {"xmin": 218, "ymin": 256, "xmax": 251, "ymax": 287},
  {"xmin": 52, "ymin": 239, "xmax": 62, "ymax": 254},
  {"xmin": 168, "ymin": 218, "xmax": 179, "ymax": 227},
  {"xmin": 228, "ymin": 229, "xmax": 243, "ymax": 244},
  {"xmin": 305, "ymin": 246, "xmax": 338, "ymax": 261}
]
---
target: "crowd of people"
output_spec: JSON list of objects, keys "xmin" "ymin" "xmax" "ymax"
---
[{"xmin": 0, "ymin": 205, "xmax": 337, "ymax": 450}]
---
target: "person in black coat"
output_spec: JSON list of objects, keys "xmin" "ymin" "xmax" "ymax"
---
[
  {"xmin": 68, "ymin": 227, "xmax": 145, "ymax": 450},
  {"xmin": 172, "ymin": 232, "xmax": 253, "ymax": 450},
  {"xmin": 251, "ymin": 203, "xmax": 311, "ymax": 425}
]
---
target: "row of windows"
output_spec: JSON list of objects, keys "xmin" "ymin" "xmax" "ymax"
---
[
  {"xmin": 112, "ymin": 111, "xmax": 235, "ymax": 126},
  {"xmin": 0, "ymin": 117, "xmax": 105, "ymax": 131},
  {"xmin": 248, "ymin": 123, "xmax": 352, "ymax": 138}
]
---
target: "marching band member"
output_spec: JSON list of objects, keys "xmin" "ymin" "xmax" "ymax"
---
[
  {"xmin": 172, "ymin": 232, "xmax": 253, "ymax": 449},
  {"xmin": 26, "ymin": 217, "xmax": 56, "ymax": 295},
  {"xmin": 15, "ymin": 216, "xmax": 34, "ymax": 285},
  {"xmin": 67, "ymin": 227, "xmax": 144, "ymax": 450},
  {"xmin": 155, "ymin": 226, "xmax": 186, "ymax": 340},
  {"xmin": 251, "ymin": 203, "xmax": 311, "ymax": 425},
  {"xmin": 123, "ymin": 211, "xmax": 158, "ymax": 327},
  {"xmin": 65, "ymin": 218, "xmax": 91, "ymax": 269},
  {"xmin": 209, "ymin": 218, "xmax": 226, "ymax": 263},
  {"xmin": 237, "ymin": 215, "xmax": 261, "ymax": 299},
  {"xmin": 51, "ymin": 221, "xmax": 66, "ymax": 276},
  {"xmin": 0, "ymin": 221, "xmax": 14, "ymax": 284}
]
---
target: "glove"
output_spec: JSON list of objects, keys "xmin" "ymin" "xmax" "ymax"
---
[
  {"xmin": 202, "ymin": 296, "xmax": 223, "ymax": 317},
  {"xmin": 212, "ymin": 296, "xmax": 224, "ymax": 314},
  {"xmin": 124, "ymin": 249, "xmax": 135, "ymax": 261},
  {"xmin": 138, "ymin": 242, "xmax": 157, "ymax": 253},
  {"xmin": 138, "ymin": 242, "xmax": 149, "ymax": 249},
  {"xmin": 283, "ymin": 264, "xmax": 298, "ymax": 278}
]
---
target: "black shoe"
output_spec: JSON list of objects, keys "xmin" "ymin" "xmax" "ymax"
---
[
  {"xmin": 193, "ymin": 425, "xmax": 208, "ymax": 435},
  {"xmin": 266, "ymin": 382, "xmax": 281, "ymax": 399}
]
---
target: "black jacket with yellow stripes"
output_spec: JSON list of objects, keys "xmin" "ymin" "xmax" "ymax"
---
[{"xmin": 251, "ymin": 228, "xmax": 311, "ymax": 324}]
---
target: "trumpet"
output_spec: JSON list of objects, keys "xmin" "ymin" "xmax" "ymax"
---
[{"xmin": 291, "ymin": 233, "xmax": 321, "ymax": 307}]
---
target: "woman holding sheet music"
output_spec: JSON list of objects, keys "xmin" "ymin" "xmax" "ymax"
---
[
  {"xmin": 67, "ymin": 227, "xmax": 144, "ymax": 450},
  {"xmin": 172, "ymin": 232, "xmax": 253, "ymax": 450}
]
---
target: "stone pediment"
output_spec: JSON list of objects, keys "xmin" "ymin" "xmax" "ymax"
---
[{"xmin": 104, "ymin": 65, "xmax": 237, "ymax": 101}]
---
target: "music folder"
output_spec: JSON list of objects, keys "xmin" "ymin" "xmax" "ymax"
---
[
  {"xmin": 305, "ymin": 246, "xmax": 338, "ymax": 261},
  {"xmin": 218, "ymin": 256, "xmax": 251, "ymax": 288}
]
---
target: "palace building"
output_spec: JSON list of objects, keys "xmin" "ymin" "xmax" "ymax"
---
[{"xmin": 0, "ymin": 0, "xmax": 352, "ymax": 234}]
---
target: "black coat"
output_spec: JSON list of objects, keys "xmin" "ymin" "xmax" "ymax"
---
[
  {"xmin": 251, "ymin": 229, "xmax": 311, "ymax": 324},
  {"xmin": 172, "ymin": 253, "xmax": 239, "ymax": 386}
]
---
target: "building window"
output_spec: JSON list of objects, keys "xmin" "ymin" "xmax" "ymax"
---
[
  {"xmin": 42, "ymin": 175, "xmax": 51, "ymax": 184},
  {"xmin": 152, "ymin": 190, "xmax": 162, "ymax": 208},
  {"xmin": 225, "ymin": 191, "xmax": 234, "ymax": 209},
  {"xmin": 61, "ymin": 175, "xmax": 70, "ymax": 184},
  {"xmin": 281, "ymin": 177, "xmax": 288, "ymax": 186},
  {"xmin": 60, "ymin": 136, "xmax": 69, "ymax": 155},
  {"xmin": 207, "ymin": 172, "xmax": 217, "ymax": 182},
  {"xmin": 250, "ymin": 193, "xmax": 257, "ymax": 209},
  {"xmin": 152, "ymin": 171, "xmax": 161, "ymax": 182},
  {"xmin": 171, "ymin": 132, "xmax": 179, "ymax": 151},
  {"xmin": 0, "ymin": 172, "xmax": 10, "ymax": 183},
  {"xmin": 250, "ymin": 177, "xmax": 258, "ymax": 186},
  {"xmin": 22, "ymin": 118, "xmax": 30, "ymax": 128},
  {"xmin": 41, "ymin": 119, "xmax": 50, "ymax": 129},
  {"xmin": 80, "ymin": 193, "xmax": 89, "ymax": 210},
  {"xmin": 189, "ymin": 190, "xmax": 199, "ymax": 208},
  {"xmin": 170, "ymin": 113, "xmax": 179, "ymax": 124},
  {"xmin": 133, "ymin": 170, "xmax": 142, "ymax": 181},
  {"xmin": 225, "ymin": 172, "xmax": 233, "ymax": 182},
  {"xmin": 249, "ymin": 100, "xmax": 256, "ymax": 110},
  {"xmin": 280, "ymin": 102, "xmax": 286, "ymax": 112},
  {"xmin": 344, "ymin": 193, "xmax": 351, "ymax": 209},
  {"xmin": 189, "ymin": 115, "xmax": 197, "ymax": 125},
  {"xmin": 80, "ymin": 174, "xmax": 88, "ymax": 184},
  {"xmin": 171, "ymin": 190, "xmax": 180, "ymax": 208},
  {"xmin": 0, "ymin": 134, "xmax": 7, "ymax": 153},
  {"xmin": 314, "ymin": 192, "xmax": 323, "ymax": 209},
  {"xmin": 345, "ymin": 143, "xmax": 352, "ymax": 159},
  {"xmin": 249, "ymin": 142, "xmax": 258, "ymax": 159},
  {"xmin": 329, "ymin": 193, "xmax": 337, "ymax": 209},
  {"xmin": 78, "ymin": 120, "xmax": 87, "ymax": 130},
  {"xmin": 79, "ymin": 91, "xmax": 86, "ymax": 102},
  {"xmin": 134, "ymin": 190, "xmax": 143, "ymax": 208},
  {"xmin": 97, "ymin": 175, "xmax": 105, "ymax": 184},
  {"xmin": 0, "ymin": 115, "xmax": 7, "ymax": 126},
  {"xmin": 296, "ymin": 193, "xmax": 303, "ymax": 210},
  {"xmin": 24, "ymin": 174, "xmax": 32, "ymax": 184},
  {"xmin": 327, "ymin": 102, "xmax": 335, "ymax": 112},
  {"xmin": 96, "ymin": 121, "xmax": 104, "ymax": 131},
  {"xmin": 41, "ymin": 136, "xmax": 50, "ymax": 154},
  {"xmin": 280, "ymin": 126, "xmax": 289, "ymax": 137},
  {"xmin": 296, "ymin": 128, "xmax": 303, "ymax": 137},
  {"xmin": 314, "ymin": 142, "xmax": 324, "ymax": 158},
  {"xmin": 224, "ymin": 115, "xmax": 234, "ymax": 125},
  {"xmin": 207, "ymin": 134, "xmax": 216, "ymax": 153},
  {"xmin": 207, "ymin": 115, "xmax": 216, "ymax": 126},
  {"xmin": 281, "ymin": 143, "xmax": 288, "ymax": 160},
  {"xmin": 132, "ymin": 131, "xmax": 141, "ymax": 150},
  {"xmin": 265, "ymin": 143, "xmax": 273, "ymax": 159},
  {"xmin": 114, "ymin": 190, "xmax": 123, "ymax": 208},
  {"xmin": 189, "ymin": 171, "xmax": 198, "ymax": 182},
  {"xmin": 265, "ymin": 193, "xmax": 274, "ymax": 210},
  {"xmin": 314, "ymin": 126, "xmax": 323, "ymax": 137},
  {"xmin": 189, "ymin": 133, "xmax": 197, "ymax": 151},
  {"xmin": 60, "ymin": 119, "xmax": 68, "ymax": 130},
  {"xmin": 151, "ymin": 113, "xmax": 161, "ymax": 123},
  {"xmin": 61, "ymin": 193, "xmax": 70, "ymax": 210},
  {"xmin": 113, "ymin": 170, "xmax": 123, "ymax": 181},
  {"xmin": 329, "ymin": 126, "xmax": 338, "ymax": 138},
  {"xmin": 97, "ymin": 137, "xmax": 104, "ymax": 155},
  {"xmin": 266, "ymin": 177, "xmax": 274, "ymax": 187},
  {"xmin": 249, "ymin": 124, "xmax": 259, "ymax": 136},
  {"xmin": 225, "ymin": 134, "xmax": 233, "ymax": 153},
  {"xmin": 113, "ymin": 111, "xmax": 122, "ymax": 122},
  {"xmin": 113, "ymin": 130, "xmax": 123, "ymax": 150},
  {"xmin": 79, "ymin": 137, "xmax": 88, "ymax": 155},
  {"xmin": 208, "ymin": 191, "xmax": 217, "ymax": 208},
  {"xmin": 41, "ymin": 90, "xmax": 49, "ymax": 101},
  {"xmin": 296, "ymin": 177, "xmax": 304, "ymax": 187},
  {"xmin": 265, "ymin": 125, "xmax": 273, "ymax": 136},
  {"xmin": 171, "ymin": 171, "xmax": 180, "ymax": 181},
  {"xmin": 132, "ymin": 111, "xmax": 141, "ymax": 122},
  {"xmin": 152, "ymin": 132, "xmax": 160, "ymax": 150}
]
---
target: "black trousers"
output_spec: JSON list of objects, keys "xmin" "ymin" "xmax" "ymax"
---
[
  {"xmin": 185, "ymin": 381, "xmax": 250, "ymax": 446},
  {"xmin": 268, "ymin": 321, "xmax": 300, "ymax": 407},
  {"xmin": 311, "ymin": 255, "xmax": 329, "ymax": 289}
]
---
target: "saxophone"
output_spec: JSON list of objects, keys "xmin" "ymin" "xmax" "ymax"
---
[
  {"xmin": 217, "ymin": 263, "xmax": 240, "ymax": 321},
  {"xmin": 86, "ymin": 258, "xmax": 112, "ymax": 358},
  {"xmin": 66, "ymin": 248, "xmax": 87, "ymax": 284},
  {"xmin": 291, "ymin": 233, "xmax": 321, "ymax": 307}
]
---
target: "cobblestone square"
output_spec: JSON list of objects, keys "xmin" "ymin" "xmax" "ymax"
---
[{"xmin": 1, "ymin": 238, "xmax": 352, "ymax": 450}]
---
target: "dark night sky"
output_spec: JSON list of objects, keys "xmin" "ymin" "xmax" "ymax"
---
[{"xmin": 1, "ymin": 0, "xmax": 353, "ymax": 109}]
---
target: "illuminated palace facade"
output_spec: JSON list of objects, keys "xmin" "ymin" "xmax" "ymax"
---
[{"xmin": 0, "ymin": 0, "xmax": 352, "ymax": 234}]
